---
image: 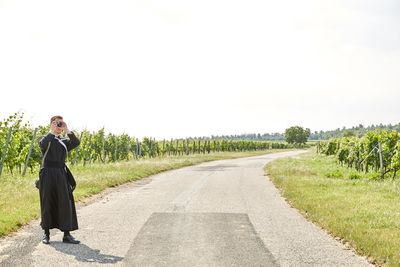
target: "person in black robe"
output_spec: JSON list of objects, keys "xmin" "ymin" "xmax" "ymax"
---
[{"xmin": 38, "ymin": 115, "xmax": 80, "ymax": 244}]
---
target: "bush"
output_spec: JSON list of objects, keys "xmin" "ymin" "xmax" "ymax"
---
[
  {"xmin": 348, "ymin": 171, "xmax": 361, "ymax": 180},
  {"xmin": 325, "ymin": 169, "xmax": 343, "ymax": 178}
]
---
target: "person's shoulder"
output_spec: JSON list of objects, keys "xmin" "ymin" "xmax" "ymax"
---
[
  {"xmin": 42, "ymin": 132, "xmax": 55, "ymax": 138},
  {"xmin": 38, "ymin": 132, "xmax": 55, "ymax": 141}
]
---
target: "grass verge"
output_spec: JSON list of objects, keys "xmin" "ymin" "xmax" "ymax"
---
[
  {"xmin": 266, "ymin": 149, "xmax": 400, "ymax": 267},
  {"xmin": 0, "ymin": 149, "xmax": 288, "ymax": 238}
]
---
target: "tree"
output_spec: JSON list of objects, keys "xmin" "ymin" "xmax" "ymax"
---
[
  {"xmin": 343, "ymin": 130, "xmax": 355, "ymax": 138},
  {"xmin": 284, "ymin": 126, "xmax": 310, "ymax": 146}
]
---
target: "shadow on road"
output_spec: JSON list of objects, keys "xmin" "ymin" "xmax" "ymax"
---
[{"xmin": 50, "ymin": 242, "xmax": 123, "ymax": 264}]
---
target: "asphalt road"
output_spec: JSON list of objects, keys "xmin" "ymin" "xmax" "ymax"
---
[{"xmin": 0, "ymin": 151, "xmax": 372, "ymax": 266}]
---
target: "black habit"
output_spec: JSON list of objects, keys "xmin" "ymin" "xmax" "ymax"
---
[{"xmin": 38, "ymin": 132, "xmax": 80, "ymax": 231}]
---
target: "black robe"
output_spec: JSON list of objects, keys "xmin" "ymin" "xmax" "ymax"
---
[{"xmin": 38, "ymin": 132, "xmax": 80, "ymax": 231}]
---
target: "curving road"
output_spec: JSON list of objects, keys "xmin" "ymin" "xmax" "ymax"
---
[{"xmin": 0, "ymin": 151, "xmax": 372, "ymax": 266}]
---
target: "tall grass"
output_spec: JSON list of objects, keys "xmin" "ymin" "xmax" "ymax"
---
[{"xmin": 266, "ymin": 149, "xmax": 400, "ymax": 266}]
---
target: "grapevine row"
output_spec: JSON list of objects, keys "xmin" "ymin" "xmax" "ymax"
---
[
  {"xmin": 0, "ymin": 113, "xmax": 290, "ymax": 175},
  {"xmin": 317, "ymin": 130, "xmax": 400, "ymax": 179}
]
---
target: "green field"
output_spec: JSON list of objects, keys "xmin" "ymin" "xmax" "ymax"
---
[
  {"xmin": 0, "ymin": 150, "xmax": 288, "ymax": 238},
  {"xmin": 266, "ymin": 149, "xmax": 400, "ymax": 266}
]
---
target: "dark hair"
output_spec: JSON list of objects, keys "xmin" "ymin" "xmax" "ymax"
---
[{"xmin": 50, "ymin": 115, "xmax": 63, "ymax": 124}]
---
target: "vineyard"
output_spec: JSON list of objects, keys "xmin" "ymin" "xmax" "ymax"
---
[
  {"xmin": 0, "ymin": 113, "xmax": 290, "ymax": 176},
  {"xmin": 317, "ymin": 129, "xmax": 400, "ymax": 179}
]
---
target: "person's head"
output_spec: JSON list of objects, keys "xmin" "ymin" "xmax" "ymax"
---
[{"xmin": 50, "ymin": 115, "xmax": 64, "ymax": 135}]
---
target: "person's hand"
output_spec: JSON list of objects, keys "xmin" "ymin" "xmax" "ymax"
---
[{"xmin": 62, "ymin": 121, "xmax": 70, "ymax": 134}]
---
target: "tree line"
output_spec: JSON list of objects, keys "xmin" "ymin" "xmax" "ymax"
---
[
  {"xmin": 310, "ymin": 123, "xmax": 400, "ymax": 140},
  {"xmin": 178, "ymin": 122, "xmax": 400, "ymax": 141}
]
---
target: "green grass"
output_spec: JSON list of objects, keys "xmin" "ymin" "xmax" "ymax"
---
[
  {"xmin": 266, "ymin": 149, "xmax": 400, "ymax": 267},
  {"xmin": 0, "ymin": 150, "xmax": 288, "ymax": 238}
]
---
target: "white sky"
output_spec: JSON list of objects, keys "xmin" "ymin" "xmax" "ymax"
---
[{"xmin": 0, "ymin": 0, "xmax": 399, "ymax": 139}]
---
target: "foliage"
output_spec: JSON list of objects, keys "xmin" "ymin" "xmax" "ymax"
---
[
  {"xmin": 0, "ymin": 113, "xmax": 292, "ymax": 175},
  {"xmin": 318, "ymin": 130, "xmax": 400, "ymax": 179},
  {"xmin": 310, "ymin": 122, "xmax": 400, "ymax": 140},
  {"xmin": 284, "ymin": 126, "xmax": 311, "ymax": 146}
]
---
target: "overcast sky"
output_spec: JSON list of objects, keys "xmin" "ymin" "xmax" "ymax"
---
[{"xmin": 0, "ymin": 0, "xmax": 399, "ymax": 139}]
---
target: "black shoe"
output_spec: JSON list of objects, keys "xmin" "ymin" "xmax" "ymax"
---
[
  {"xmin": 42, "ymin": 235, "xmax": 50, "ymax": 244},
  {"xmin": 63, "ymin": 234, "xmax": 80, "ymax": 244}
]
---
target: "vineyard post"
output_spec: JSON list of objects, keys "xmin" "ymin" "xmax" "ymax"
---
[
  {"xmin": 135, "ymin": 139, "xmax": 139, "ymax": 159},
  {"xmin": 113, "ymin": 140, "xmax": 117, "ymax": 162},
  {"xmin": 166, "ymin": 140, "xmax": 169, "ymax": 156},
  {"xmin": 132, "ymin": 145, "xmax": 136, "ymax": 159},
  {"xmin": 101, "ymin": 135, "xmax": 105, "ymax": 163},
  {"xmin": 22, "ymin": 127, "xmax": 38, "ymax": 176},
  {"xmin": 0, "ymin": 126, "xmax": 13, "ymax": 176},
  {"xmin": 154, "ymin": 138, "xmax": 159, "ymax": 157},
  {"xmin": 152, "ymin": 138, "xmax": 155, "ymax": 157},
  {"xmin": 149, "ymin": 139, "xmax": 153, "ymax": 158},
  {"xmin": 153, "ymin": 138, "xmax": 156, "ymax": 157},
  {"xmin": 72, "ymin": 132, "xmax": 84, "ymax": 166},
  {"xmin": 378, "ymin": 142, "xmax": 384, "ymax": 179},
  {"xmin": 84, "ymin": 134, "xmax": 92, "ymax": 166}
]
